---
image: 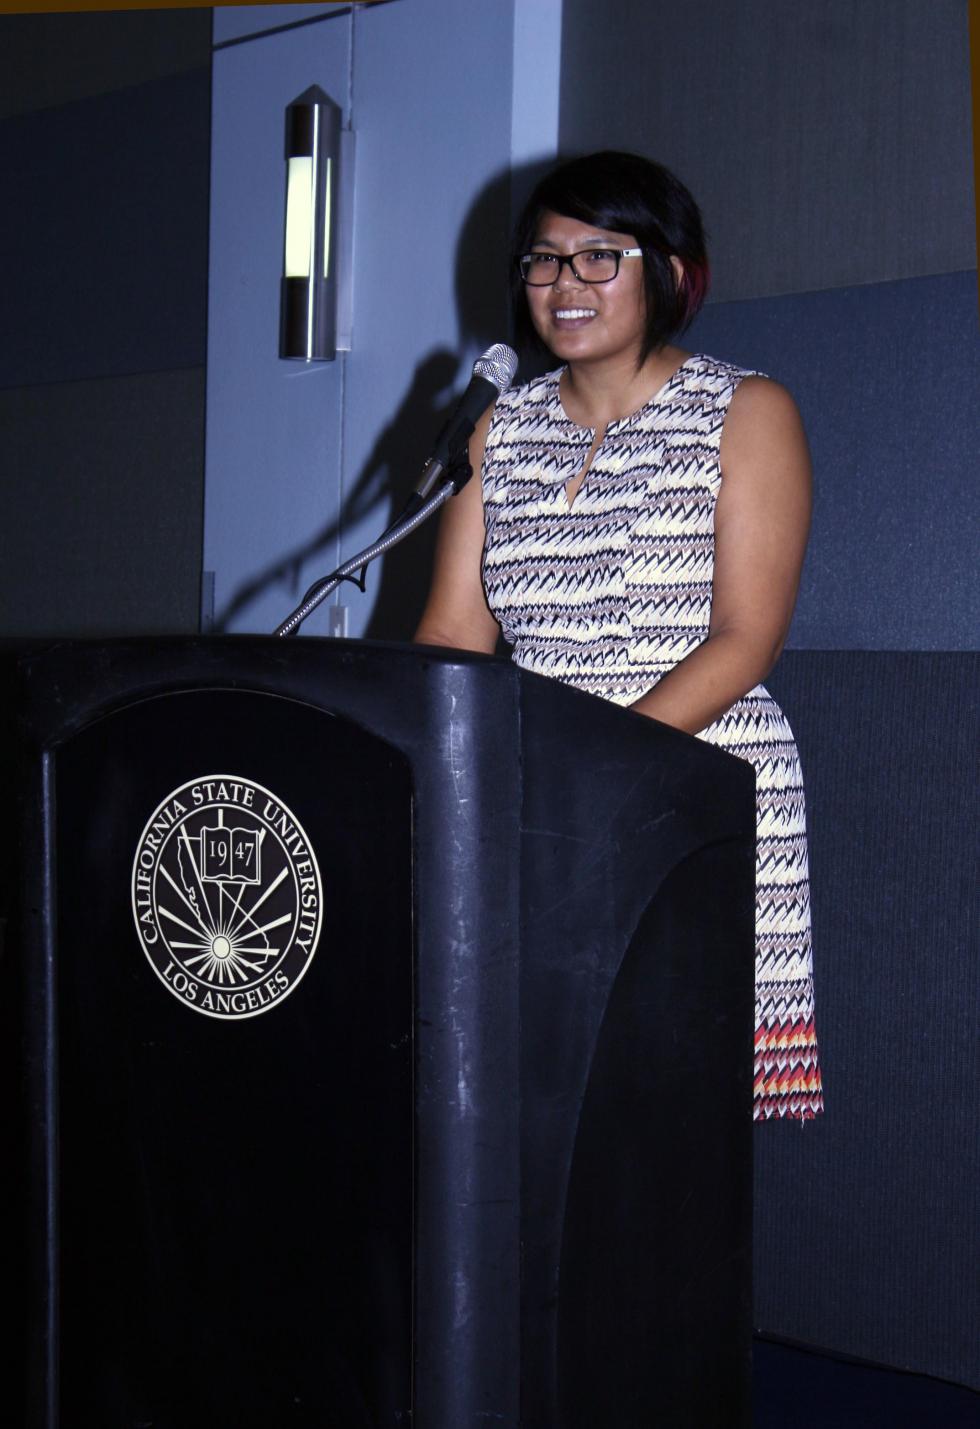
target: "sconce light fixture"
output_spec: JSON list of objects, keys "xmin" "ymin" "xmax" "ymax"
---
[{"xmin": 280, "ymin": 85, "xmax": 342, "ymax": 362}]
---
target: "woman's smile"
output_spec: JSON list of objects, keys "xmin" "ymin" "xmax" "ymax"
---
[{"xmin": 550, "ymin": 305, "xmax": 598, "ymax": 329}]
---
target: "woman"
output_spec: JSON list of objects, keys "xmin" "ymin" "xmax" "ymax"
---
[{"xmin": 415, "ymin": 151, "xmax": 823, "ymax": 1121}]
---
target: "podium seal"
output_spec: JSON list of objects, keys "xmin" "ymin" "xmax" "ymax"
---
[{"xmin": 131, "ymin": 775, "xmax": 323, "ymax": 1019}]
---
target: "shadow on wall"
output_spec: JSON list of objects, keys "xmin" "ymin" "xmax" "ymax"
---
[
  {"xmin": 363, "ymin": 161, "xmax": 529, "ymax": 640},
  {"xmin": 215, "ymin": 159, "xmax": 562, "ymax": 641},
  {"xmin": 215, "ymin": 348, "xmax": 462, "ymax": 634}
]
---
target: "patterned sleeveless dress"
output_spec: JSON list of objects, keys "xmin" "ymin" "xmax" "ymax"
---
[{"xmin": 481, "ymin": 353, "xmax": 823, "ymax": 1121}]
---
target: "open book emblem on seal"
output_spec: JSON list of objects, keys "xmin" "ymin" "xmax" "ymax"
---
[{"xmin": 131, "ymin": 776, "xmax": 322, "ymax": 1019}]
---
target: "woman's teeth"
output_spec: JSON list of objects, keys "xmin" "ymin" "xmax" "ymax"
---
[{"xmin": 554, "ymin": 308, "xmax": 596, "ymax": 320}]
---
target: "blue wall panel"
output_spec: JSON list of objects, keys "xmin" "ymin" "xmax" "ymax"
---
[
  {"xmin": 686, "ymin": 271, "xmax": 979, "ymax": 651},
  {"xmin": 205, "ymin": 17, "xmax": 351, "ymax": 637},
  {"xmin": 340, "ymin": 0, "xmax": 516, "ymax": 640},
  {"xmin": 205, "ymin": 0, "xmax": 518, "ymax": 639},
  {"xmin": 213, "ymin": 5, "xmax": 339, "ymax": 46}
]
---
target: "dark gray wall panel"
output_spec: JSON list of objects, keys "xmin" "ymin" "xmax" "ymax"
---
[
  {"xmin": 0, "ymin": 10, "xmax": 212, "ymax": 120},
  {"xmin": 0, "ymin": 66, "xmax": 210, "ymax": 389},
  {"xmin": 0, "ymin": 11, "xmax": 211, "ymax": 641},
  {"xmin": 684, "ymin": 271, "xmax": 979, "ymax": 651},
  {"xmin": 558, "ymin": 0, "xmax": 975, "ymax": 300},
  {"xmin": 758, "ymin": 651, "xmax": 978, "ymax": 1390},
  {"xmin": 0, "ymin": 370, "xmax": 205, "ymax": 637}
]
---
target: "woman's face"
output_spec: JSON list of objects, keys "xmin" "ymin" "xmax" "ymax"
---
[{"xmin": 524, "ymin": 209, "xmax": 647, "ymax": 366}]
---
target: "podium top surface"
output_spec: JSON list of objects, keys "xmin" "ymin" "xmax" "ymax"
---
[{"xmin": 5, "ymin": 634, "xmax": 754, "ymax": 830}]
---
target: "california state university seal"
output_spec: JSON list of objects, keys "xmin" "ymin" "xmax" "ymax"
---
[{"xmin": 131, "ymin": 776, "xmax": 322, "ymax": 1019}]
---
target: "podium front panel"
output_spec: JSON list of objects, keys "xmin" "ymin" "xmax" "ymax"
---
[{"xmin": 53, "ymin": 689, "xmax": 413, "ymax": 1427}]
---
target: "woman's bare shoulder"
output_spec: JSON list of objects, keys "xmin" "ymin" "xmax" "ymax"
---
[
  {"xmin": 726, "ymin": 372, "xmax": 803, "ymax": 427},
  {"xmin": 717, "ymin": 373, "xmax": 811, "ymax": 511}
]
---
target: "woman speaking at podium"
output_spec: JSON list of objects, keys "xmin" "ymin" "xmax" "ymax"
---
[{"xmin": 415, "ymin": 151, "xmax": 823, "ymax": 1122}]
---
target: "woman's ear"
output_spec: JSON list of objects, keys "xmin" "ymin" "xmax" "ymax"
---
[{"xmin": 669, "ymin": 254, "xmax": 685, "ymax": 290}]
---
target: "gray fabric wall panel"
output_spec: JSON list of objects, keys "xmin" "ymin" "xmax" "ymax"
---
[
  {"xmin": 0, "ymin": 10, "xmax": 212, "ymax": 120},
  {"xmin": 684, "ymin": 271, "xmax": 980, "ymax": 652},
  {"xmin": 0, "ymin": 370, "xmax": 205, "ymax": 636},
  {"xmin": 558, "ymin": 0, "xmax": 976, "ymax": 301},
  {"xmin": 0, "ymin": 67, "xmax": 211, "ymax": 390},
  {"xmin": 0, "ymin": 12, "xmax": 210, "ymax": 641},
  {"xmin": 759, "ymin": 651, "xmax": 978, "ymax": 1390}
]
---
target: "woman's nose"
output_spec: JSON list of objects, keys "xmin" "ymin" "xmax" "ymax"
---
[{"xmin": 554, "ymin": 255, "xmax": 584, "ymax": 289}]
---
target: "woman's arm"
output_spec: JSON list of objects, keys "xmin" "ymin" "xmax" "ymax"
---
[
  {"xmin": 629, "ymin": 376, "xmax": 812, "ymax": 734},
  {"xmin": 413, "ymin": 407, "xmax": 501, "ymax": 654}
]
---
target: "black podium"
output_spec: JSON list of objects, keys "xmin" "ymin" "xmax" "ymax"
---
[{"xmin": 3, "ymin": 637, "xmax": 756, "ymax": 1428}]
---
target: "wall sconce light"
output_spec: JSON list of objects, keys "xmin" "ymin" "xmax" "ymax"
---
[{"xmin": 280, "ymin": 85, "xmax": 342, "ymax": 362}]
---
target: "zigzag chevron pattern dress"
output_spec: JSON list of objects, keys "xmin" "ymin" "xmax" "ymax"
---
[{"xmin": 481, "ymin": 353, "xmax": 823, "ymax": 1121}]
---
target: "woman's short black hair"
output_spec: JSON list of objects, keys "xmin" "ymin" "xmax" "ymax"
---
[{"xmin": 511, "ymin": 150, "xmax": 710, "ymax": 362}]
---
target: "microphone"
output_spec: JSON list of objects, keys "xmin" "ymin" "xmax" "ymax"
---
[{"xmin": 413, "ymin": 343, "xmax": 518, "ymax": 503}]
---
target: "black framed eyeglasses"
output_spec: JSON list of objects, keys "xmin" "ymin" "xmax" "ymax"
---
[{"xmin": 517, "ymin": 247, "xmax": 643, "ymax": 286}]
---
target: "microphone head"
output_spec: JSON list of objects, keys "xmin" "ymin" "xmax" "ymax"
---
[{"xmin": 473, "ymin": 342, "xmax": 518, "ymax": 395}]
